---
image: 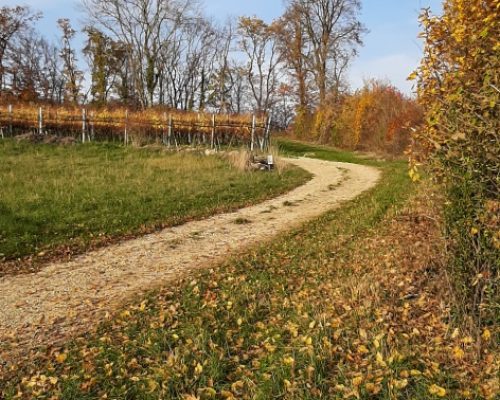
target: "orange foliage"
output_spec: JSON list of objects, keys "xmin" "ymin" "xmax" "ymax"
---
[
  {"xmin": 296, "ymin": 80, "xmax": 422, "ymax": 155},
  {"xmin": 336, "ymin": 81, "xmax": 422, "ymax": 154}
]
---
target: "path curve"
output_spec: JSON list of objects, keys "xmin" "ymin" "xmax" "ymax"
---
[{"xmin": 0, "ymin": 158, "xmax": 380, "ymax": 360}]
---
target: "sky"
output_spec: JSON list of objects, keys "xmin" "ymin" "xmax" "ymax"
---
[{"xmin": 0, "ymin": 0, "xmax": 443, "ymax": 95}]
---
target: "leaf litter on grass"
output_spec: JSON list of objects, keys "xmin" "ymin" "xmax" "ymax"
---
[{"xmin": 1, "ymin": 175, "xmax": 498, "ymax": 400}]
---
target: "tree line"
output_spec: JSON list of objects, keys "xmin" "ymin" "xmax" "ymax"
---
[{"xmin": 0, "ymin": 0, "xmax": 364, "ymax": 129}]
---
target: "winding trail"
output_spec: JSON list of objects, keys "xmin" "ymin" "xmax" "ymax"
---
[{"xmin": 0, "ymin": 157, "xmax": 380, "ymax": 361}]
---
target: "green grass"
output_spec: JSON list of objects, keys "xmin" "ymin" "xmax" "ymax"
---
[
  {"xmin": 6, "ymin": 140, "xmax": 458, "ymax": 400},
  {"xmin": 276, "ymin": 138, "xmax": 386, "ymax": 166},
  {"xmin": 0, "ymin": 140, "xmax": 310, "ymax": 262},
  {"xmin": 8, "ymin": 141, "xmax": 489, "ymax": 399}
]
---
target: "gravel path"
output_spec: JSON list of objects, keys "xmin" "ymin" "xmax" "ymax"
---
[{"xmin": 0, "ymin": 157, "xmax": 380, "ymax": 361}]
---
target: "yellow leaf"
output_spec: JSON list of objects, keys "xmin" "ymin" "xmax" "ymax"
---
[
  {"xmin": 352, "ymin": 376, "xmax": 363, "ymax": 386},
  {"xmin": 452, "ymin": 346, "xmax": 465, "ymax": 360},
  {"xmin": 49, "ymin": 377, "xmax": 58, "ymax": 385},
  {"xmin": 357, "ymin": 345, "xmax": 369, "ymax": 354},
  {"xmin": 220, "ymin": 390, "xmax": 235, "ymax": 399},
  {"xmin": 462, "ymin": 336, "xmax": 474, "ymax": 345},
  {"xmin": 283, "ymin": 356, "xmax": 295, "ymax": 366},
  {"xmin": 429, "ymin": 384, "xmax": 447, "ymax": 397},
  {"xmin": 182, "ymin": 395, "xmax": 200, "ymax": 400},
  {"xmin": 231, "ymin": 380, "xmax": 245, "ymax": 393},
  {"xmin": 365, "ymin": 382, "xmax": 381, "ymax": 394},
  {"xmin": 55, "ymin": 353, "xmax": 67, "ymax": 363},
  {"xmin": 407, "ymin": 71, "xmax": 418, "ymax": 81},
  {"xmin": 394, "ymin": 379, "xmax": 408, "ymax": 389},
  {"xmin": 146, "ymin": 379, "xmax": 158, "ymax": 393},
  {"xmin": 194, "ymin": 363, "xmax": 203, "ymax": 375},
  {"xmin": 376, "ymin": 352, "xmax": 387, "ymax": 367},
  {"xmin": 481, "ymin": 329, "xmax": 491, "ymax": 341},
  {"xmin": 331, "ymin": 318, "xmax": 342, "ymax": 328},
  {"xmin": 200, "ymin": 387, "xmax": 216, "ymax": 397}
]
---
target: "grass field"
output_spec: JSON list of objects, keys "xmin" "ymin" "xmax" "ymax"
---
[
  {"xmin": 2, "ymin": 142, "xmax": 496, "ymax": 399},
  {"xmin": 0, "ymin": 140, "xmax": 310, "ymax": 264}
]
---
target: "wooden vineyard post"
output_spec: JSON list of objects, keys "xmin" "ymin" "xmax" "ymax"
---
[
  {"xmin": 8, "ymin": 104, "xmax": 12, "ymax": 136},
  {"xmin": 211, "ymin": 114, "xmax": 216, "ymax": 150},
  {"xmin": 251, "ymin": 115, "xmax": 256, "ymax": 152},
  {"xmin": 38, "ymin": 107, "xmax": 43, "ymax": 135},
  {"xmin": 82, "ymin": 109, "xmax": 87, "ymax": 143},
  {"xmin": 124, "ymin": 110, "xmax": 129, "ymax": 145}
]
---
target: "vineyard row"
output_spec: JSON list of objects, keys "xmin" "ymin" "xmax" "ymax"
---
[{"xmin": 0, "ymin": 105, "xmax": 273, "ymax": 150}]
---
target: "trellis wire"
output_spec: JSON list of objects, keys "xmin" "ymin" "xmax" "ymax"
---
[{"xmin": 0, "ymin": 105, "xmax": 273, "ymax": 151}]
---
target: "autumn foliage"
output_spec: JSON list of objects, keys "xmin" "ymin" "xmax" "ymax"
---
[
  {"xmin": 412, "ymin": 0, "xmax": 499, "ymax": 327},
  {"xmin": 293, "ymin": 81, "xmax": 422, "ymax": 155},
  {"xmin": 0, "ymin": 103, "xmax": 269, "ymax": 145}
]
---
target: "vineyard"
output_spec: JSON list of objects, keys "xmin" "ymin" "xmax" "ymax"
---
[{"xmin": 0, "ymin": 104, "xmax": 273, "ymax": 150}]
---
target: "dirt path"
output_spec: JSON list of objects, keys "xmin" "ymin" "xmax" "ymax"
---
[{"xmin": 0, "ymin": 158, "xmax": 380, "ymax": 361}]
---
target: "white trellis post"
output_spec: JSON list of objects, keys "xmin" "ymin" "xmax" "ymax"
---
[
  {"xmin": 0, "ymin": 107, "xmax": 3, "ymax": 139},
  {"xmin": 251, "ymin": 114, "xmax": 256, "ymax": 152},
  {"xmin": 8, "ymin": 104, "xmax": 13, "ymax": 136},
  {"xmin": 90, "ymin": 111, "xmax": 95, "ymax": 140},
  {"xmin": 265, "ymin": 115, "xmax": 272, "ymax": 151},
  {"xmin": 163, "ymin": 113, "xmax": 167, "ymax": 146},
  {"xmin": 211, "ymin": 114, "xmax": 216, "ymax": 150},
  {"xmin": 38, "ymin": 107, "xmax": 43, "ymax": 135},
  {"xmin": 82, "ymin": 109, "xmax": 87, "ymax": 143},
  {"xmin": 168, "ymin": 114, "xmax": 173, "ymax": 148},
  {"xmin": 124, "ymin": 110, "xmax": 129, "ymax": 145}
]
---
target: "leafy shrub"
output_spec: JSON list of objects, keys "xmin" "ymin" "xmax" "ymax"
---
[
  {"xmin": 412, "ymin": 0, "xmax": 499, "ymax": 328},
  {"xmin": 292, "ymin": 80, "xmax": 423, "ymax": 155}
]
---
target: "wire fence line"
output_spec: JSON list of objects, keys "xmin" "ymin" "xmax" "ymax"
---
[{"xmin": 0, "ymin": 105, "xmax": 274, "ymax": 151}]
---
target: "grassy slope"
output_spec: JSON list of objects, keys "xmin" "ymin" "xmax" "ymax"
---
[
  {"xmin": 2, "ymin": 141, "xmax": 496, "ymax": 399},
  {"xmin": 0, "ymin": 140, "xmax": 310, "ymax": 262}
]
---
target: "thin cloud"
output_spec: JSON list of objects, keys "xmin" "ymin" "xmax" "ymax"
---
[{"xmin": 349, "ymin": 53, "xmax": 419, "ymax": 95}]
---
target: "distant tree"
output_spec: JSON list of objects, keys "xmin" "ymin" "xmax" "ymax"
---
[
  {"xmin": 81, "ymin": 0, "xmax": 197, "ymax": 108},
  {"xmin": 58, "ymin": 19, "xmax": 82, "ymax": 104},
  {"xmin": 237, "ymin": 16, "xmax": 281, "ymax": 115},
  {"xmin": 275, "ymin": 4, "xmax": 311, "ymax": 114},
  {"xmin": 84, "ymin": 28, "xmax": 128, "ymax": 105},
  {"xmin": 284, "ymin": 0, "xmax": 364, "ymax": 105},
  {"xmin": 0, "ymin": 6, "xmax": 41, "ymax": 93},
  {"xmin": 211, "ymin": 21, "xmax": 236, "ymax": 113}
]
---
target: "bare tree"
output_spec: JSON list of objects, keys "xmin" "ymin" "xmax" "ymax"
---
[
  {"xmin": 0, "ymin": 6, "xmax": 41, "ymax": 93},
  {"xmin": 158, "ymin": 16, "xmax": 216, "ymax": 110},
  {"xmin": 286, "ymin": 0, "xmax": 364, "ymax": 105},
  {"xmin": 238, "ymin": 17, "xmax": 281, "ymax": 115},
  {"xmin": 81, "ymin": 0, "xmax": 197, "ymax": 108},
  {"xmin": 275, "ymin": 4, "xmax": 312, "ymax": 113},
  {"xmin": 84, "ymin": 28, "xmax": 129, "ymax": 105},
  {"xmin": 58, "ymin": 19, "xmax": 83, "ymax": 104},
  {"xmin": 207, "ymin": 20, "xmax": 236, "ymax": 113}
]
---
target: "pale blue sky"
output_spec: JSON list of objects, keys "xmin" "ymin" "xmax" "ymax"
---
[{"xmin": 1, "ymin": 0, "xmax": 443, "ymax": 94}]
